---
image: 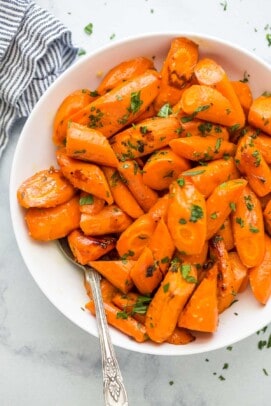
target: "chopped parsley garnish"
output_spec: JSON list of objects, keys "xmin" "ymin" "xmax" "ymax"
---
[
  {"xmin": 179, "ymin": 218, "xmax": 187, "ymax": 224},
  {"xmin": 128, "ymin": 91, "xmax": 143, "ymax": 114},
  {"xmin": 157, "ymin": 103, "xmax": 173, "ymax": 118},
  {"xmin": 181, "ymin": 264, "xmax": 197, "ymax": 283},
  {"xmin": 229, "ymin": 202, "xmax": 236, "ymax": 211},
  {"xmin": 189, "ymin": 204, "xmax": 204, "ymax": 223},
  {"xmin": 78, "ymin": 48, "xmax": 86, "ymax": 56},
  {"xmin": 244, "ymin": 195, "xmax": 254, "ymax": 210},
  {"xmin": 177, "ymin": 177, "xmax": 185, "ymax": 187},
  {"xmin": 163, "ymin": 283, "xmax": 170, "ymax": 293},
  {"xmin": 235, "ymin": 217, "xmax": 245, "ymax": 228},
  {"xmin": 266, "ymin": 33, "xmax": 271, "ymax": 47},
  {"xmin": 249, "ymin": 225, "xmax": 260, "ymax": 233},
  {"xmin": 214, "ymin": 138, "xmax": 222, "ymax": 153},
  {"xmin": 252, "ymin": 150, "xmax": 261, "ymax": 167},
  {"xmin": 79, "ymin": 194, "xmax": 94, "ymax": 205},
  {"xmin": 181, "ymin": 104, "xmax": 211, "ymax": 123},
  {"xmin": 116, "ymin": 311, "xmax": 129, "ymax": 319},
  {"xmin": 84, "ymin": 22, "xmax": 93, "ymax": 35},
  {"xmin": 121, "ymin": 250, "xmax": 135, "ymax": 261}
]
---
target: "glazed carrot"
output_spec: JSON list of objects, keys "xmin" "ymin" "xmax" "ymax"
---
[
  {"xmin": 57, "ymin": 69, "xmax": 161, "ymax": 142},
  {"xmin": 78, "ymin": 192, "xmax": 105, "ymax": 215},
  {"xmin": 145, "ymin": 263, "xmax": 197, "ymax": 343},
  {"xmin": 53, "ymin": 89, "xmax": 97, "ymax": 146},
  {"xmin": 194, "ymin": 58, "xmax": 245, "ymax": 127},
  {"xmin": 56, "ymin": 149, "xmax": 113, "ymax": 204},
  {"xmin": 97, "ymin": 56, "xmax": 155, "ymax": 94},
  {"xmin": 110, "ymin": 116, "xmax": 181, "ymax": 160},
  {"xmin": 177, "ymin": 119, "xmax": 230, "ymax": 141},
  {"xmin": 111, "ymin": 291, "xmax": 148, "ymax": 324},
  {"xmin": 206, "ymin": 178, "xmax": 247, "ymax": 240},
  {"xmin": 67, "ymin": 229, "xmax": 116, "ymax": 264},
  {"xmin": 231, "ymin": 80, "xmax": 253, "ymax": 115},
  {"xmin": 116, "ymin": 213, "xmax": 157, "ymax": 260},
  {"xmin": 166, "ymin": 327, "xmax": 195, "ymax": 345},
  {"xmin": 178, "ymin": 264, "xmax": 218, "ymax": 333},
  {"xmin": 263, "ymin": 199, "xmax": 271, "ymax": 235},
  {"xmin": 228, "ymin": 251, "xmax": 248, "ymax": 293},
  {"xmin": 154, "ymin": 37, "xmax": 199, "ymax": 110},
  {"xmin": 249, "ymin": 234, "xmax": 271, "ymax": 305},
  {"xmin": 142, "ymin": 148, "xmax": 191, "ymax": 190},
  {"xmin": 181, "ymin": 157, "xmax": 239, "ymax": 198},
  {"xmin": 239, "ymin": 145, "xmax": 271, "ymax": 197},
  {"xmin": 217, "ymin": 217, "xmax": 235, "ymax": 251},
  {"xmin": 176, "ymin": 241, "xmax": 209, "ymax": 270},
  {"xmin": 169, "ymin": 135, "xmax": 236, "ymax": 162},
  {"xmin": 133, "ymin": 103, "xmax": 156, "ymax": 123},
  {"xmin": 148, "ymin": 218, "xmax": 175, "ymax": 275},
  {"xmin": 85, "ymin": 277, "xmax": 118, "ymax": 301},
  {"xmin": 148, "ymin": 194, "xmax": 170, "ymax": 222},
  {"xmin": 209, "ymin": 236, "xmax": 235, "ymax": 313},
  {"xmin": 85, "ymin": 300, "xmax": 147, "ymax": 342},
  {"xmin": 180, "ymin": 84, "xmax": 243, "ymax": 127},
  {"xmin": 130, "ymin": 246, "xmax": 163, "ymax": 295},
  {"xmin": 117, "ymin": 160, "xmax": 158, "ymax": 212},
  {"xmin": 102, "ymin": 166, "xmax": 144, "ymax": 219},
  {"xmin": 167, "ymin": 179, "xmax": 206, "ymax": 255},
  {"xmin": 17, "ymin": 167, "xmax": 75, "ymax": 208},
  {"xmin": 232, "ymin": 186, "xmax": 265, "ymax": 267},
  {"xmin": 248, "ymin": 92, "xmax": 271, "ymax": 135},
  {"xmin": 88, "ymin": 260, "xmax": 134, "ymax": 294},
  {"xmin": 80, "ymin": 205, "xmax": 133, "ymax": 236},
  {"xmin": 66, "ymin": 122, "xmax": 119, "ymax": 167},
  {"xmin": 254, "ymin": 133, "xmax": 271, "ymax": 164},
  {"xmin": 25, "ymin": 195, "xmax": 80, "ymax": 241}
]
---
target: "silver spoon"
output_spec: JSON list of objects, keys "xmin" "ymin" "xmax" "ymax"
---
[{"xmin": 58, "ymin": 238, "xmax": 129, "ymax": 406}]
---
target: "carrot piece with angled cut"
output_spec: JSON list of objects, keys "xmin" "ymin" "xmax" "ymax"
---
[
  {"xmin": 177, "ymin": 119, "xmax": 230, "ymax": 140},
  {"xmin": 80, "ymin": 205, "xmax": 132, "ymax": 236},
  {"xmin": 166, "ymin": 327, "xmax": 195, "ymax": 345},
  {"xmin": 78, "ymin": 192, "xmax": 105, "ymax": 215},
  {"xmin": 180, "ymin": 84, "xmax": 243, "ymax": 127},
  {"xmin": 231, "ymin": 80, "xmax": 253, "ymax": 115},
  {"xmin": 206, "ymin": 178, "xmax": 247, "ymax": 240},
  {"xmin": 232, "ymin": 186, "xmax": 265, "ymax": 268},
  {"xmin": 217, "ymin": 217, "xmax": 235, "ymax": 252},
  {"xmin": 194, "ymin": 58, "xmax": 245, "ymax": 127},
  {"xmin": 228, "ymin": 251, "xmax": 248, "ymax": 293},
  {"xmin": 249, "ymin": 234, "xmax": 271, "ymax": 305},
  {"xmin": 17, "ymin": 167, "xmax": 76, "ymax": 208},
  {"xmin": 148, "ymin": 194, "xmax": 170, "ymax": 222},
  {"xmin": 88, "ymin": 260, "xmax": 134, "ymax": 294},
  {"xmin": 142, "ymin": 148, "xmax": 191, "ymax": 190},
  {"xmin": 25, "ymin": 195, "xmax": 80, "ymax": 241},
  {"xmin": 154, "ymin": 37, "xmax": 199, "ymax": 111},
  {"xmin": 176, "ymin": 241, "xmax": 208, "ymax": 271},
  {"xmin": 116, "ymin": 213, "xmax": 157, "ymax": 260},
  {"xmin": 178, "ymin": 264, "xmax": 218, "ymax": 333},
  {"xmin": 130, "ymin": 246, "xmax": 163, "ymax": 295},
  {"xmin": 97, "ymin": 56, "xmax": 155, "ymax": 94},
  {"xmin": 67, "ymin": 229, "xmax": 116, "ymax": 264},
  {"xmin": 66, "ymin": 122, "xmax": 119, "ymax": 167},
  {"xmin": 103, "ymin": 166, "xmax": 144, "ymax": 219},
  {"xmin": 56, "ymin": 149, "xmax": 113, "ymax": 204},
  {"xmin": 248, "ymin": 92, "xmax": 271, "ymax": 135},
  {"xmin": 145, "ymin": 263, "xmax": 197, "ymax": 343},
  {"xmin": 111, "ymin": 291, "xmax": 148, "ymax": 324},
  {"xmin": 118, "ymin": 160, "xmax": 158, "ymax": 212},
  {"xmin": 167, "ymin": 179, "xmax": 206, "ymax": 255}
]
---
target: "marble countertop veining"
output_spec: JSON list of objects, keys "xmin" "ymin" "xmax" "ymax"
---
[{"xmin": 1, "ymin": 1, "xmax": 271, "ymax": 405}]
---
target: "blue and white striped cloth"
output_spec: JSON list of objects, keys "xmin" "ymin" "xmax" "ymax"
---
[{"xmin": 0, "ymin": 0, "xmax": 78, "ymax": 157}]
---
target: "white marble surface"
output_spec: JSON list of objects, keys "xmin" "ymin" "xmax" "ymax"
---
[{"xmin": 1, "ymin": 0, "xmax": 271, "ymax": 405}]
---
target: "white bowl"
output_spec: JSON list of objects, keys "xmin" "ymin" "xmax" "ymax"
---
[{"xmin": 9, "ymin": 32, "xmax": 271, "ymax": 355}]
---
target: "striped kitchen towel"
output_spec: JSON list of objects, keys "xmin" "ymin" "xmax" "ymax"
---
[{"xmin": 0, "ymin": 0, "xmax": 78, "ymax": 157}]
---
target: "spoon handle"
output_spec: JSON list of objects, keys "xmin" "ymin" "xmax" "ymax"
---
[{"xmin": 85, "ymin": 268, "xmax": 129, "ymax": 406}]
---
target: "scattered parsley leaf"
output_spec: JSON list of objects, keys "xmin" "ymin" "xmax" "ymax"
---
[
  {"xmin": 84, "ymin": 22, "xmax": 93, "ymax": 35},
  {"xmin": 79, "ymin": 194, "xmax": 94, "ymax": 205}
]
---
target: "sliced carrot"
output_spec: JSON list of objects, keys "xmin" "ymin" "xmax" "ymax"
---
[
  {"xmin": 17, "ymin": 167, "xmax": 75, "ymax": 208},
  {"xmin": 217, "ymin": 217, "xmax": 235, "ymax": 252},
  {"xmin": 248, "ymin": 92, "xmax": 271, "ymax": 135},
  {"xmin": 176, "ymin": 241, "xmax": 208, "ymax": 270},
  {"xmin": 116, "ymin": 213, "xmax": 157, "ymax": 260},
  {"xmin": 249, "ymin": 234, "xmax": 271, "ymax": 305},
  {"xmin": 66, "ymin": 122, "xmax": 119, "ymax": 167},
  {"xmin": 180, "ymin": 84, "xmax": 243, "ymax": 127},
  {"xmin": 97, "ymin": 56, "xmax": 155, "ymax": 94},
  {"xmin": 167, "ymin": 179, "xmax": 206, "ymax": 255},
  {"xmin": 228, "ymin": 251, "xmax": 248, "ymax": 293},
  {"xmin": 177, "ymin": 119, "xmax": 230, "ymax": 140},
  {"xmin": 56, "ymin": 149, "xmax": 113, "ymax": 204},
  {"xmin": 67, "ymin": 229, "xmax": 116, "ymax": 264},
  {"xmin": 88, "ymin": 260, "xmax": 134, "ymax": 294},
  {"xmin": 117, "ymin": 160, "xmax": 158, "ymax": 212},
  {"xmin": 181, "ymin": 157, "xmax": 239, "ymax": 198},
  {"xmin": 78, "ymin": 192, "xmax": 105, "ymax": 215},
  {"xmin": 178, "ymin": 264, "xmax": 218, "ymax": 333},
  {"xmin": 53, "ymin": 89, "xmax": 96, "ymax": 146},
  {"xmin": 145, "ymin": 263, "xmax": 197, "ymax": 343},
  {"xmin": 57, "ymin": 69, "xmax": 161, "ymax": 142},
  {"xmin": 154, "ymin": 37, "xmax": 199, "ymax": 110},
  {"xmin": 85, "ymin": 300, "xmax": 147, "ymax": 342},
  {"xmin": 254, "ymin": 133, "xmax": 271, "ymax": 164},
  {"xmin": 194, "ymin": 58, "xmax": 245, "ymax": 127},
  {"xmin": 209, "ymin": 236, "xmax": 236, "ymax": 313},
  {"xmin": 110, "ymin": 116, "xmax": 181, "ymax": 160},
  {"xmin": 111, "ymin": 291, "xmax": 148, "ymax": 324},
  {"xmin": 148, "ymin": 218, "xmax": 175, "ymax": 275},
  {"xmin": 80, "ymin": 205, "xmax": 132, "ymax": 236},
  {"xmin": 148, "ymin": 194, "xmax": 170, "ymax": 222},
  {"xmin": 24, "ymin": 195, "xmax": 80, "ymax": 241},
  {"xmin": 264, "ymin": 200, "xmax": 271, "ymax": 235},
  {"xmin": 166, "ymin": 327, "xmax": 195, "ymax": 345},
  {"xmin": 232, "ymin": 186, "xmax": 265, "ymax": 267},
  {"xmin": 231, "ymin": 80, "xmax": 253, "ymax": 115},
  {"xmin": 130, "ymin": 246, "xmax": 163, "ymax": 295},
  {"xmin": 103, "ymin": 166, "xmax": 144, "ymax": 219},
  {"xmin": 85, "ymin": 277, "xmax": 118, "ymax": 302},
  {"xmin": 142, "ymin": 148, "xmax": 191, "ymax": 190},
  {"xmin": 169, "ymin": 135, "xmax": 236, "ymax": 161},
  {"xmin": 206, "ymin": 179, "xmax": 247, "ymax": 240}
]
